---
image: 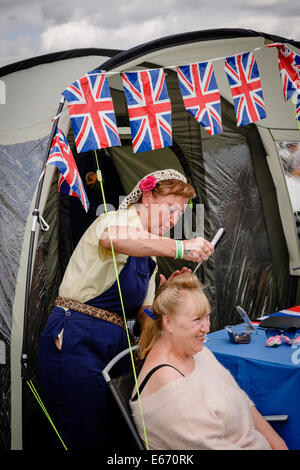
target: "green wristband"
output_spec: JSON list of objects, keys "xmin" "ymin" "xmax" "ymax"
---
[{"xmin": 175, "ymin": 240, "xmax": 184, "ymax": 259}]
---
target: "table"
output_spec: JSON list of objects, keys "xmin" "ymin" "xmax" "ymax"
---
[{"xmin": 206, "ymin": 325, "xmax": 300, "ymax": 450}]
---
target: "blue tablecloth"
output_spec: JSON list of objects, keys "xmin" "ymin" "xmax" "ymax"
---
[{"xmin": 206, "ymin": 325, "xmax": 300, "ymax": 450}]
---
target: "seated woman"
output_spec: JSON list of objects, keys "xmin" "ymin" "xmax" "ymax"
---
[{"xmin": 130, "ymin": 273, "xmax": 288, "ymax": 450}]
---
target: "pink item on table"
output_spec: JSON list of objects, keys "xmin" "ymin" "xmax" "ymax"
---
[{"xmin": 265, "ymin": 335, "xmax": 282, "ymax": 347}]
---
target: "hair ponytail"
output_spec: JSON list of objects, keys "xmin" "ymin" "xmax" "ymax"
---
[
  {"xmin": 138, "ymin": 314, "xmax": 161, "ymax": 360},
  {"xmin": 138, "ymin": 273, "xmax": 209, "ymax": 360}
]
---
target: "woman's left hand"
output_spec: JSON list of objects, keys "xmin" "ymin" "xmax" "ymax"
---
[{"xmin": 159, "ymin": 267, "xmax": 192, "ymax": 287}]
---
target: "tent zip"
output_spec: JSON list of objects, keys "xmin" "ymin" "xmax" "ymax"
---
[
  {"xmin": 21, "ymin": 95, "xmax": 65, "ymax": 374},
  {"xmin": 21, "ymin": 96, "xmax": 67, "ymax": 450}
]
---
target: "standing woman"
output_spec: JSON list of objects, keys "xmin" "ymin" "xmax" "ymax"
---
[{"xmin": 37, "ymin": 169, "xmax": 214, "ymax": 450}]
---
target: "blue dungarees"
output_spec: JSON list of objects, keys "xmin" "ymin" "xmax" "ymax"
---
[{"xmin": 37, "ymin": 255, "xmax": 156, "ymax": 450}]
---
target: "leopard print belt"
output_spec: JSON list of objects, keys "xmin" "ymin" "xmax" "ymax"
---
[{"xmin": 54, "ymin": 296, "xmax": 137, "ymax": 348}]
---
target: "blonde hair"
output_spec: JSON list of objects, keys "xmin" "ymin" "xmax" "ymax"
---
[{"xmin": 138, "ymin": 273, "xmax": 210, "ymax": 359}]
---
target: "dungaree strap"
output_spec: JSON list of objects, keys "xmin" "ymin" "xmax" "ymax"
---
[{"xmin": 131, "ymin": 364, "xmax": 184, "ymax": 402}]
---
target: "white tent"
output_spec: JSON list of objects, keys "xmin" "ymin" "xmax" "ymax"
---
[
  {"xmin": 0, "ymin": 28, "xmax": 299, "ymax": 450},
  {"xmin": 0, "ymin": 47, "xmax": 123, "ymax": 450}
]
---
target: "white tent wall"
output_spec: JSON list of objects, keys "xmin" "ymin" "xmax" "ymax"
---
[
  {"xmin": 0, "ymin": 49, "xmax": 122, "ymax": 449},
  {"xmin": 0, "ymin": 51, "xmax": 122, "ymax": 145},
  {"xmin": 11, "ymin": 165, "xmax": 56, "ymax": 450},
  {"xmin": 0, "ymin": 135, "xmax": 48, "ymax": 449}
]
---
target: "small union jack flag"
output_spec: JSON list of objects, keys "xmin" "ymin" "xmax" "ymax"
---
[
  {"xmin": 62, "ymin": 70, "xmax": 120, "ymax": 153},
  {"xmin": 177, "ymin": 62, "xmax": 222, "ymax": 135},
  {"xmin": 276, "ymin": 44, "xmax": 300, "ymax": 102},
  {"xmin": 295, "ymin": 93, "xmax": 300, "ymax": 122},
  {"xmin": 122, "ymin": 68, "xmax": 172, "ymax": 153},
  {"xmin": 47, "ymin": 127, "xmax": 90, "ymax": 212},
  {"xmin": 224, "ymin": 52, "xmax": 267, "ymax": 126}
]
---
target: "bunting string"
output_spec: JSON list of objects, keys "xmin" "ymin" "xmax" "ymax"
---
[
  {"xmin": 90, "ymin": 43, "xmax": 274, "ymax": 76},
  {"xmin": 45, "ymin": 39, "xmax": 300, "ymax": 228},
  {"xmin": 59, "ymin": 40, "xmax": 300, "ymax": 161}
]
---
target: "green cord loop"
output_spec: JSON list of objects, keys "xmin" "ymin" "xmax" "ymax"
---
[{"xmin": 26, "ymin": 380, "xmax": 68, "ymax": 450}]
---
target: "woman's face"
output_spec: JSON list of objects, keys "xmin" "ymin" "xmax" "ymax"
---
[
  {"xmin": 143, "ymin": 192, "xmax": 189, "ymax": 236},
  {"xmin": 165, "ymin": 291, "xmax": 211, "ymax": 357}
]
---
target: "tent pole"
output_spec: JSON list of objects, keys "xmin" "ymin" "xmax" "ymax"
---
[{"xmin": 21, "ymin": 96, "xmax": 65, "ymax": 380}]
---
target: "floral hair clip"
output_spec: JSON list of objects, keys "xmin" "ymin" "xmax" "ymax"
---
[
  {"xmin": 144, "ymin": 307, "xmax": 156, "ymax": 321},
  {"xmin": 139, "ymin": 175, "xmax": 157, "ymax": 192},
  {"xmin": 119, "ymin": 169, "xmax": 187, "ymax": 210}
]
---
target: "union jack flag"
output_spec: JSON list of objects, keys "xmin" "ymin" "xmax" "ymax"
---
[
  {"xmin": 295, "ymin": 93, "xmax": 300, "ymax": 122},
  {"xmin": 276, "ymin": 44, "xmax": 300, "ymax": 102},
  {"xmin": 224, "ymin": 52, "xmax": 267, "ymax": 126},
  {"xmin": 122, "ymin": 68, "xmax": 172, "ymax": 153},
  {"xmin": 62, "ymin": 70, "xmax": 120, "ymax": 153},
  {"xmin": 47, "ymin": 127, "xmax": 90, "ymax": 212},
  {"xmin": 177, "ymin": 62, "xmax": 222, "ymax": 135}
]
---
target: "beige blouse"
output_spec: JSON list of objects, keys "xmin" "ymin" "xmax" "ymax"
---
[
  {"xmin": 59, "ymin": 205, "xmax": 157, "ymax": 304},
  {"xmin": 130, "ymin": 347, "xmax": 271, "ymax": 450}
]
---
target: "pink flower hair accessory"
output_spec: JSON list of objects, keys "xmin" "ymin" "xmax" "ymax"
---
[
  {"xmin": 118, "ymin": 169, "xmax": 187, "ymax": 210},
  {"xmin": 139, "ymin": 175, "xmax": 157, "ymax": 192}
]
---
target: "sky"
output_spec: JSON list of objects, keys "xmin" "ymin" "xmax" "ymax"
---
[{"xmin": 0, "ymin": 0, "xmax": 299, "ymax": 66}]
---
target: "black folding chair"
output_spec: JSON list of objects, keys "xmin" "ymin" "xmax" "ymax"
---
[
  {"xmin": 103, "ymin": 346, "xmax": 288, "ymax": 451},
  {"xmin": 102, "ymin": 345, "xmax": 145, "ymax": 450}
]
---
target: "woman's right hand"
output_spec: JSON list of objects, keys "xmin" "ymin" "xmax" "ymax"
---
[
  {"xmin": 182, "ymin": 237, "xmax": 214, "ymax": 264},
  {"xmin": 159, "ymin": 267, "xmax": 192, "ymax": 286}
]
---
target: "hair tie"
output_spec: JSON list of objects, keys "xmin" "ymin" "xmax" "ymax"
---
[{"xmin": 144, "ymin": 307, "xmax": 156, "ymax": 321}]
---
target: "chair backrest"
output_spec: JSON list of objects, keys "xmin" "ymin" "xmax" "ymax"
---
[
  {"xmin": 103, "ymin": 346, "xmax": 288, "ymax": 450},
  {"xmin": 102, "ymin": 346, "xmax": 145, "ymax": 450}
]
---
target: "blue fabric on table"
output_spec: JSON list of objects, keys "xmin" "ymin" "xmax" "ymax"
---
[{"xmin": 206, "ymin": 325, "xmax": 300, "ymax": 450}]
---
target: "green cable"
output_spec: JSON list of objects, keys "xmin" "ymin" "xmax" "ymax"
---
[
  {"xmin": 26, "ymin": 380, "xmax": 68, "ymax": 450},
  {"xmin": 94, "ymin": 150, "xmax": 149, "ymax": 450}
]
